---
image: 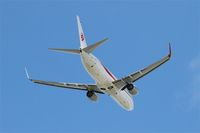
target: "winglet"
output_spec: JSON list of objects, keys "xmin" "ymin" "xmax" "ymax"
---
[
  {"xmin": 168, "ymin": 43, "xmax": 172, "ymax": 58},
  {"xmin": 25, "ymin": 67, "xmax": 30, "ymax": 79}
]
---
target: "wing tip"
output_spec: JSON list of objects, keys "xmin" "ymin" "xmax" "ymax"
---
[
  {"xmin": 168, "ymin": 43, "xmax": 172, "ymax": 58},
  {"xmin": 48, "ymin": 48, "xmax": 56, "ymax": 51},
  {"xmin": 25, "ymin": 67, "xmax": 30, "ymax": 80}
]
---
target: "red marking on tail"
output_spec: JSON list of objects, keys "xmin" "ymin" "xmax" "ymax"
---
[{"xmin": 81, "ymin": 33, "xmax": 84, "ymax": 41}]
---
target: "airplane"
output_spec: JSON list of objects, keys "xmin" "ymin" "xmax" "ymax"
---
[{"xmin": 25, "ymin": 16, "xmax": 171, "ymax": 111}]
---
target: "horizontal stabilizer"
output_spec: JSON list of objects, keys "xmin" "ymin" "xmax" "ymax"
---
[
  {"xmin": 48, "ymin": 48, "xmax": 80, "ymax": 54},
  {"xmin": 83, "ymin": 38, "xmax": 108, "ymax": 53}
]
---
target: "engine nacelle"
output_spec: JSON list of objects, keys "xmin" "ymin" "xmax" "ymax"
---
[
  {"xmin": 128, "ymin": 87, "xmax": 138, "ymax": 95},
  {"xmin": 126, "ymin": 84, "xmax": 138, "ymax": 95},
  {"xmin": 86, "ymin": 91, "xmax": 98, "ymax": 101}
]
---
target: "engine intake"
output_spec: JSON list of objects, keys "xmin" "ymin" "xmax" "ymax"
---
[
  {"xmin": 127, "ymin": 84, "xmax": 134, "ymax": 90},
  {"xmin": 86, "ymin": 91, "xmax": 98, "ymax": 101},
  {"xmin": 126, "ymin": 84, "xmax": 138, "ymax": 95}
]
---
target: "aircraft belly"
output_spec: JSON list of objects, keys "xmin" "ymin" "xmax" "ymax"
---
[{"xmin": 81, "ymin": 53, "xmax": 113, "ymax": 85}]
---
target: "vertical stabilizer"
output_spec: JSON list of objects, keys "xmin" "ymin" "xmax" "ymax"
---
[{"xmin": 77, "ymin": 16, "xmax": 87, "ymax": 49}]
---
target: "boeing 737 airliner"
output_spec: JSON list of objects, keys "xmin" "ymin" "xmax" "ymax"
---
[{"xmin": 26, "ymin": 16, "xmax": 171, "ymax": 111}]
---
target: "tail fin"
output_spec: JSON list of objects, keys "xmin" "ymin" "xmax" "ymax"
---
[
  {"xmin": 77, "ymin": 16, "xmax": 87, "ymax": 49},
  {"xmin": 48, "ymin": 16, "xmax": 108, "ymax": 55}
]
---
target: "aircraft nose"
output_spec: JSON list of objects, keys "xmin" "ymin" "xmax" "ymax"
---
[
  {"xmin": 124, "ymin": 99, "xmax": 134, "ymax": 111},
  {"xmin": 126, "ymin": 102, "xmax": 134, "ymax": 111},
  {"xmin": 126, "ymin": 104, "xmax": 133, "ymax": 111}
]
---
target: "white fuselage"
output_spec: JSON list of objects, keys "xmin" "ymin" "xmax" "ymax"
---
[{"xmin": 80, "ymin": 51, "xmax": 133, "ymax": 111}]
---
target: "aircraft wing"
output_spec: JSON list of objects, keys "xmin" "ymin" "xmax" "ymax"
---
[
  {"xmin": 113, "ymin": 44, "xmax": 171, "ymax": 88},
  {"xmin": 25, "ymin": 70, "xmax": 103, "ymax": 94}
]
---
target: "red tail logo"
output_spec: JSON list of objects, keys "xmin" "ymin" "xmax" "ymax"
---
[{"xmin": 81, "ymin": 33, "xmax": 84, "ymax": 41}]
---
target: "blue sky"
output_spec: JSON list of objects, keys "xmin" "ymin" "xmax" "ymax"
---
[{"xmin": 1, "ymin": 0, "xmax": 200, "ymax": 133}]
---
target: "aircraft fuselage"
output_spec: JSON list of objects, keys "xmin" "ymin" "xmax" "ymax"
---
[{"xmin": 81, "ymin": 51, "xmax": 133, "ymax": 111}]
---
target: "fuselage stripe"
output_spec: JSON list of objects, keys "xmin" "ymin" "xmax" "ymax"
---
[{"xmin": 102, "ymin": 65, "xmax": 116, "ymax": 81}]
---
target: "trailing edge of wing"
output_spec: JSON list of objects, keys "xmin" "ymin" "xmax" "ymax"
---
[{"xmin": 113, "ymin": 44, "xmax": 172, "ymax": 88}]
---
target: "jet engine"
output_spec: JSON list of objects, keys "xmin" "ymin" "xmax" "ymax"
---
[
  {"xmin": 86, "ymin": 91, "xmax": 98, "ymax": 101},
  {"xmin": 126, "ymin": 84, "xmax": 138, "ymax": 95}
]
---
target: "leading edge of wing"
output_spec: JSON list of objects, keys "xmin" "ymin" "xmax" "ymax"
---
[{"xmin": 25, "ymin": 68, "xmax": 104, "ymax": 94}]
